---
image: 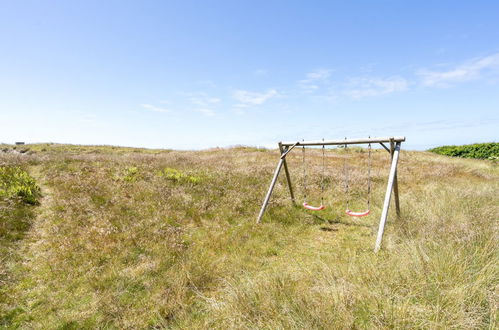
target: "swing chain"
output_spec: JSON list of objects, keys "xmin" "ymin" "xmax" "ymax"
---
[
  {"xmin": 321, "ymin": 140, "xmax": 325, "ymax": 205},
  {"xmin": 367, "ymin": 139, "xmax": 372, "ymax": 208},
  {"xmin": 343, "ymin": 138, "xmax": 349, "ymax": 209},
  {"xmin": 302, "ymin": 139, "xmax": 326, "ymax": 206},
  {"xmin": 302, "ymin": 140, "xmax": 307, "ymax": 203}
]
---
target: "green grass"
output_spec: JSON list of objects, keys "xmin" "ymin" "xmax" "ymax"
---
[
  {"xmin": 0, "ymin": 166, "xmax": 40, "ymax": 326},
  {"xmin": 0, "ymin": 144, "xmax": 497, "ymax": 328},
  {"xmin": 429, "ymin": 142, "xmax": 498, "ymax": 160}
]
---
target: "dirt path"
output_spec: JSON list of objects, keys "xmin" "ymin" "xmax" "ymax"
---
[
  {"xmin": 1, "ymin": 165, "xmax": 57, "ymax": 326},
  {"xmin": 23, "ymin": 164, "xmax": 57, "ymax": 259}
]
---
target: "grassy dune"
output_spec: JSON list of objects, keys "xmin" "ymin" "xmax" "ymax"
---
[{"xmin": 0, "ymin": 144, "xmax": 497, "ymax": 328}]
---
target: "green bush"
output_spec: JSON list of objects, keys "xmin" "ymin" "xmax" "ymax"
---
[
  {"xmin": 0, "ymin": 166, "xmax": 40, "ymax": 204},
  {"xmin": 123, "ymin": 166, "xmax": 140, "ymax": 182},
  {"xmin": 157, "ymin": 167, "xmax": 202, "ymax": 184},
  {"xmin": 429, "ymin": 143, "xmax": 498, "ymax": 160}
]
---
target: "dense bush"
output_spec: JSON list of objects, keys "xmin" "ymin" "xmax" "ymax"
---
[
  {"xmin": 0, "ymin": 166, "xmax": 40, "ymax": 204},
  {"xmin": 429, "ymin": 142, "xmax": 498, "ymax": 160}
]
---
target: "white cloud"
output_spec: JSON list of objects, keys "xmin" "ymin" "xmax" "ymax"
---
[
  {"xmin": 183, "ymin": 92, "xmax": 221, "ymax": 106},
  {"xmin": 73, "ymin": 112, "xmax": 102, "ymax": 127},
  {"xmin": 305, "ymin": 69, "xmax": 331, "ymax": 80},
  {"xmin": 298, "ymin": 69, "xmax": 331, "ymax": 92},
  {"xmin": 185, "ymin": 92, "xmax": 220, "ymax": 116},
  {"xmin": 254, "ymin": 69, "xmax": 268, "ymax": 76},
  {"xmin": 232, "ymin": 107, "xmax": 246, "ymax": 115},
  {"xmin": 233, "ymin": 103, "xmax": 250, "ymax": 108},
  {"xmin": 196, "ymin": 108, "xmax": 215, "ymax": 117},
  {"xmin": 190, "ymin": 95, "xmax": 221, "ymax": 106},
  {"xmin": 232, "ymin": 89, "xmax": 278, "ymax": 106},
  {"xmin": 418, "ymin": 53, "xmax": 499, "ymax": 87},
  {"xmin": 196, "ymin": 80, "xmax": 217, "ymax": 88},
  {"xmin": 141, "ymin": 104, "xmax": 170, "ymax": 113},
  {"xmin": 344, "ymin": 76, "xmax": 408, "ymax": 99}
]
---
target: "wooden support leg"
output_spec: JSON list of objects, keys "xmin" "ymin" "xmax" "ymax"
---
[
  {"xmin": 393, "ymin": 173, "xmax": 400, "ymax": 217},
  {"xmin": 374, "ymin": 142, "xmax": 401, "ymax": 252},
  {"xmin": 390, "ymin": 140, "xmax": 401, "ymax": 217},
  {"xmin": 278, "ymin": 142, "xmax": 295, "ymax": 205},
  {"xmin": 256, "ymin": 153, "xmax": 285, "ymax": 223}
]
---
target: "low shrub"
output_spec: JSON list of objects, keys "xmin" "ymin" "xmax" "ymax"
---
[
  {"xmin": 429, "ymin": 142, "xmax": 498, "ymax": 160},
  {"xmin": 157, "ymin": 167, "xmax": 202, "ymax": 184},
  {"xmin": 123, "ymin": 166, "xmax": 140, "ymax": 182},
  {"xmin": 0, "ymin": 166, "xmax": 40, "ymax": 204}
]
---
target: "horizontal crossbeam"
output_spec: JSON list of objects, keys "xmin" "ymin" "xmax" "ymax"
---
[{"xmin": 281, "ymin": 136, "xmax": 405, "ymax": 147}]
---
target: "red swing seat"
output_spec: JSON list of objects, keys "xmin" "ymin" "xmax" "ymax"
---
[
  {"xmin": 303, "ymin": 202, "xmax": 326, "ymax": 211},
  {"xmin": 345, "ymin": 209, "xmax": 370, "ymax": 217}
]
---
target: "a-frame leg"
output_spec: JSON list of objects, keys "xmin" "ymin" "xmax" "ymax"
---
[
  {"xmin": 390, "ymin": 139, "xmax": 401, "ymax": 217},
  {"xmin": 374, "ymin": 142, "xmax": 401, "ymax": 252},
  {"xmin": 278, "ymin": 142, "xmax": 295, "ymax": 205},
  {"xmin": 256, "ymin": 149, "xmax": 286, "ymax": 223}
]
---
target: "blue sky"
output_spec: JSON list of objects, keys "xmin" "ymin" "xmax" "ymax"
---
[{"xmin": 1, "ymin": 1, "xmax": 498, "ymax": 150}]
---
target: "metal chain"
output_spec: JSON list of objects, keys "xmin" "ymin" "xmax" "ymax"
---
[
  {"xmin": 343, "ymin": 138, "xmax": 349, "ymax": 210},
  {"xmin": 302, "ymin": 140, "xmax": 307, "ymax": 203},
  {"xmin": 321, "ymin": 141, "xmax": 325, "ymax": 205},
  {"xmin": 367, "ymin": 141, "xmax": 372, "ymax": 209}
]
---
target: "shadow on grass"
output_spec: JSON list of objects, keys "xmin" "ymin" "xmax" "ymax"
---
[
  {"xmin": 263, "ymin": 205, "xmax": 373, "ymax": 229},
  {"xmin": 311, "ymin": 213, "xmax": 372, "ymax": 228},
  {"xmin": 319, "ymin": 226, "xmax": 338, "ymax": 232}
]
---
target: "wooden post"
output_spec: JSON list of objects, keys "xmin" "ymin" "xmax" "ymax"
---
[
  {"xmin": 256, "ymin": 151, "xmax": 285, "ymax": 223},
  {"xmin": 374, "ymin": 142, "xmax": 401, "ymax": 252},
  {"xmin": 278, "ymin": 142, "xmax": 295, "ymax": 204},
  {"xmin": 390, "ymin": 139, "xmax": 401, "ymax": 217}
]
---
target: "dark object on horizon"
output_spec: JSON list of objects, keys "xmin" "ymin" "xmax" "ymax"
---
[{"xmin": 15, "ymin": 142, "xmax": 25, "ymax": 145}]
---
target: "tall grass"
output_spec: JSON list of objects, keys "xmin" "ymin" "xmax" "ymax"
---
[{"xmin": 0, "ymin": 145, "xmax": 497, "ymax": 328}]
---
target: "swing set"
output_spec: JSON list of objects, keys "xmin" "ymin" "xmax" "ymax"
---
[
  {"xmin": 256, "ymin": 136, "xmax": 405, "ymax": 252},
  {"xmin": 301, "ymin": 139, "xmax": 372, "ymax": 217}
]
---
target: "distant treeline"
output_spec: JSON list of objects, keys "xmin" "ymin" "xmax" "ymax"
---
[{"xmin": 429, "ymin": 142, "xmax": 498, "ymax": 160}]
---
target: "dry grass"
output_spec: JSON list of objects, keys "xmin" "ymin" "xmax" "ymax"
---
[{"xmin": 0, "ymin": 144, "xmax": 497, "ymax": 328}]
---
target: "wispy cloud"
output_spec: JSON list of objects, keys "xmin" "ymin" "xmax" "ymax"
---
[
  {"xmin": 141, "ymin": 104, "xmax": 170, "ymax": 113},
  {"xmin": 189, "ymin": 93, "xmax": 221, "ymax": 107},
  {"xmin": 186, "ymin": 92, "xmax": 220, "ymax": 116},
  {"xmin": 417, "ymin": 53, "xmax": 499, "ymax": 87},
  {"xmin": 298, "ymin": 69, "xmax": 331, "ymax": 92},
  {"xmin": 232, "ymin": 89, "xmax": 278, "ymax": 106},
  {"xmin": 196, "ymin": 108, "xmax": 215, "ymax": 117},
  {"xmin": 195, "ymin": 80, "xmax": 217, "ymax": 88},
  {"xmin": 73, "ymin": 112, "xmax": 102, "ymax": 127},
  {"xmin": 343, "ymin": 76, "xmax": 408, "ymax": 99},
  {"xmin": 254, "ymin": 69, "xmax": 268, "ymax": 76}
]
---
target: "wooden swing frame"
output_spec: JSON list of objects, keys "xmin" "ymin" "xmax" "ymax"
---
[{"xmin": 256, "ymin": 136, "xmax": 405, "ymax": 252}]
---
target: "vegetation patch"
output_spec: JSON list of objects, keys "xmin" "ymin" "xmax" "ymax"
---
[
  {"xmin": 429, "ymin": 142, "xmax": 498, "ymax": 160},
  {"xmin": 0, "ymin": 166, "xmax": 40, "ymax": 204},
  {"xmin": 157, "ymin": 167, "xmax": 203, "ymax": 184},
  {"xmin": 122, "ymin": 166, "xmax": 140, "ymax": 182}
]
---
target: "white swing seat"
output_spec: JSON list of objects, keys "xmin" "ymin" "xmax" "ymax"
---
[{"xmin": 303, "ymin": 202, "xmax": 326, "ymax": 211}]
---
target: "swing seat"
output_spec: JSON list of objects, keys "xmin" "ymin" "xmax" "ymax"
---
[
  {"xmin": 303, "ymin": 203, "xmax": 326, "ymax": 211},
  {"xmin": 345, "ymin": 209, "xmax": 370, "ymax": 217}
]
